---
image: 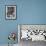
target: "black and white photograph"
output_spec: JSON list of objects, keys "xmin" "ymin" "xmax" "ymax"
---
[{"xmin": 5, "ymin": 5, "xmax": 16, "ymax": 20}]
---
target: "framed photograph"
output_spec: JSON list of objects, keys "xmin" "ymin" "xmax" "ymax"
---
[{"xmin": 5, "ymin": 5, "xmax": 16, "ymax": 20}]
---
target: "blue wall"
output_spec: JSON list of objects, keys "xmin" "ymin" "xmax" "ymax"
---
[{"xmin": 0, "ymin": 0, "xmax": 46, "ymax": 44}]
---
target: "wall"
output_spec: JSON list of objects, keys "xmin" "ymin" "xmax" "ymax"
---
[{"xmin": 0, "ymin": 0, "xmax": 46, "ymax": 44}]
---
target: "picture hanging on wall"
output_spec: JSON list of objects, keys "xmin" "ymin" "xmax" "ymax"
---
[{"xmin": 5, "ymin": 5, "xmax": 16, "ymax": 20}]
